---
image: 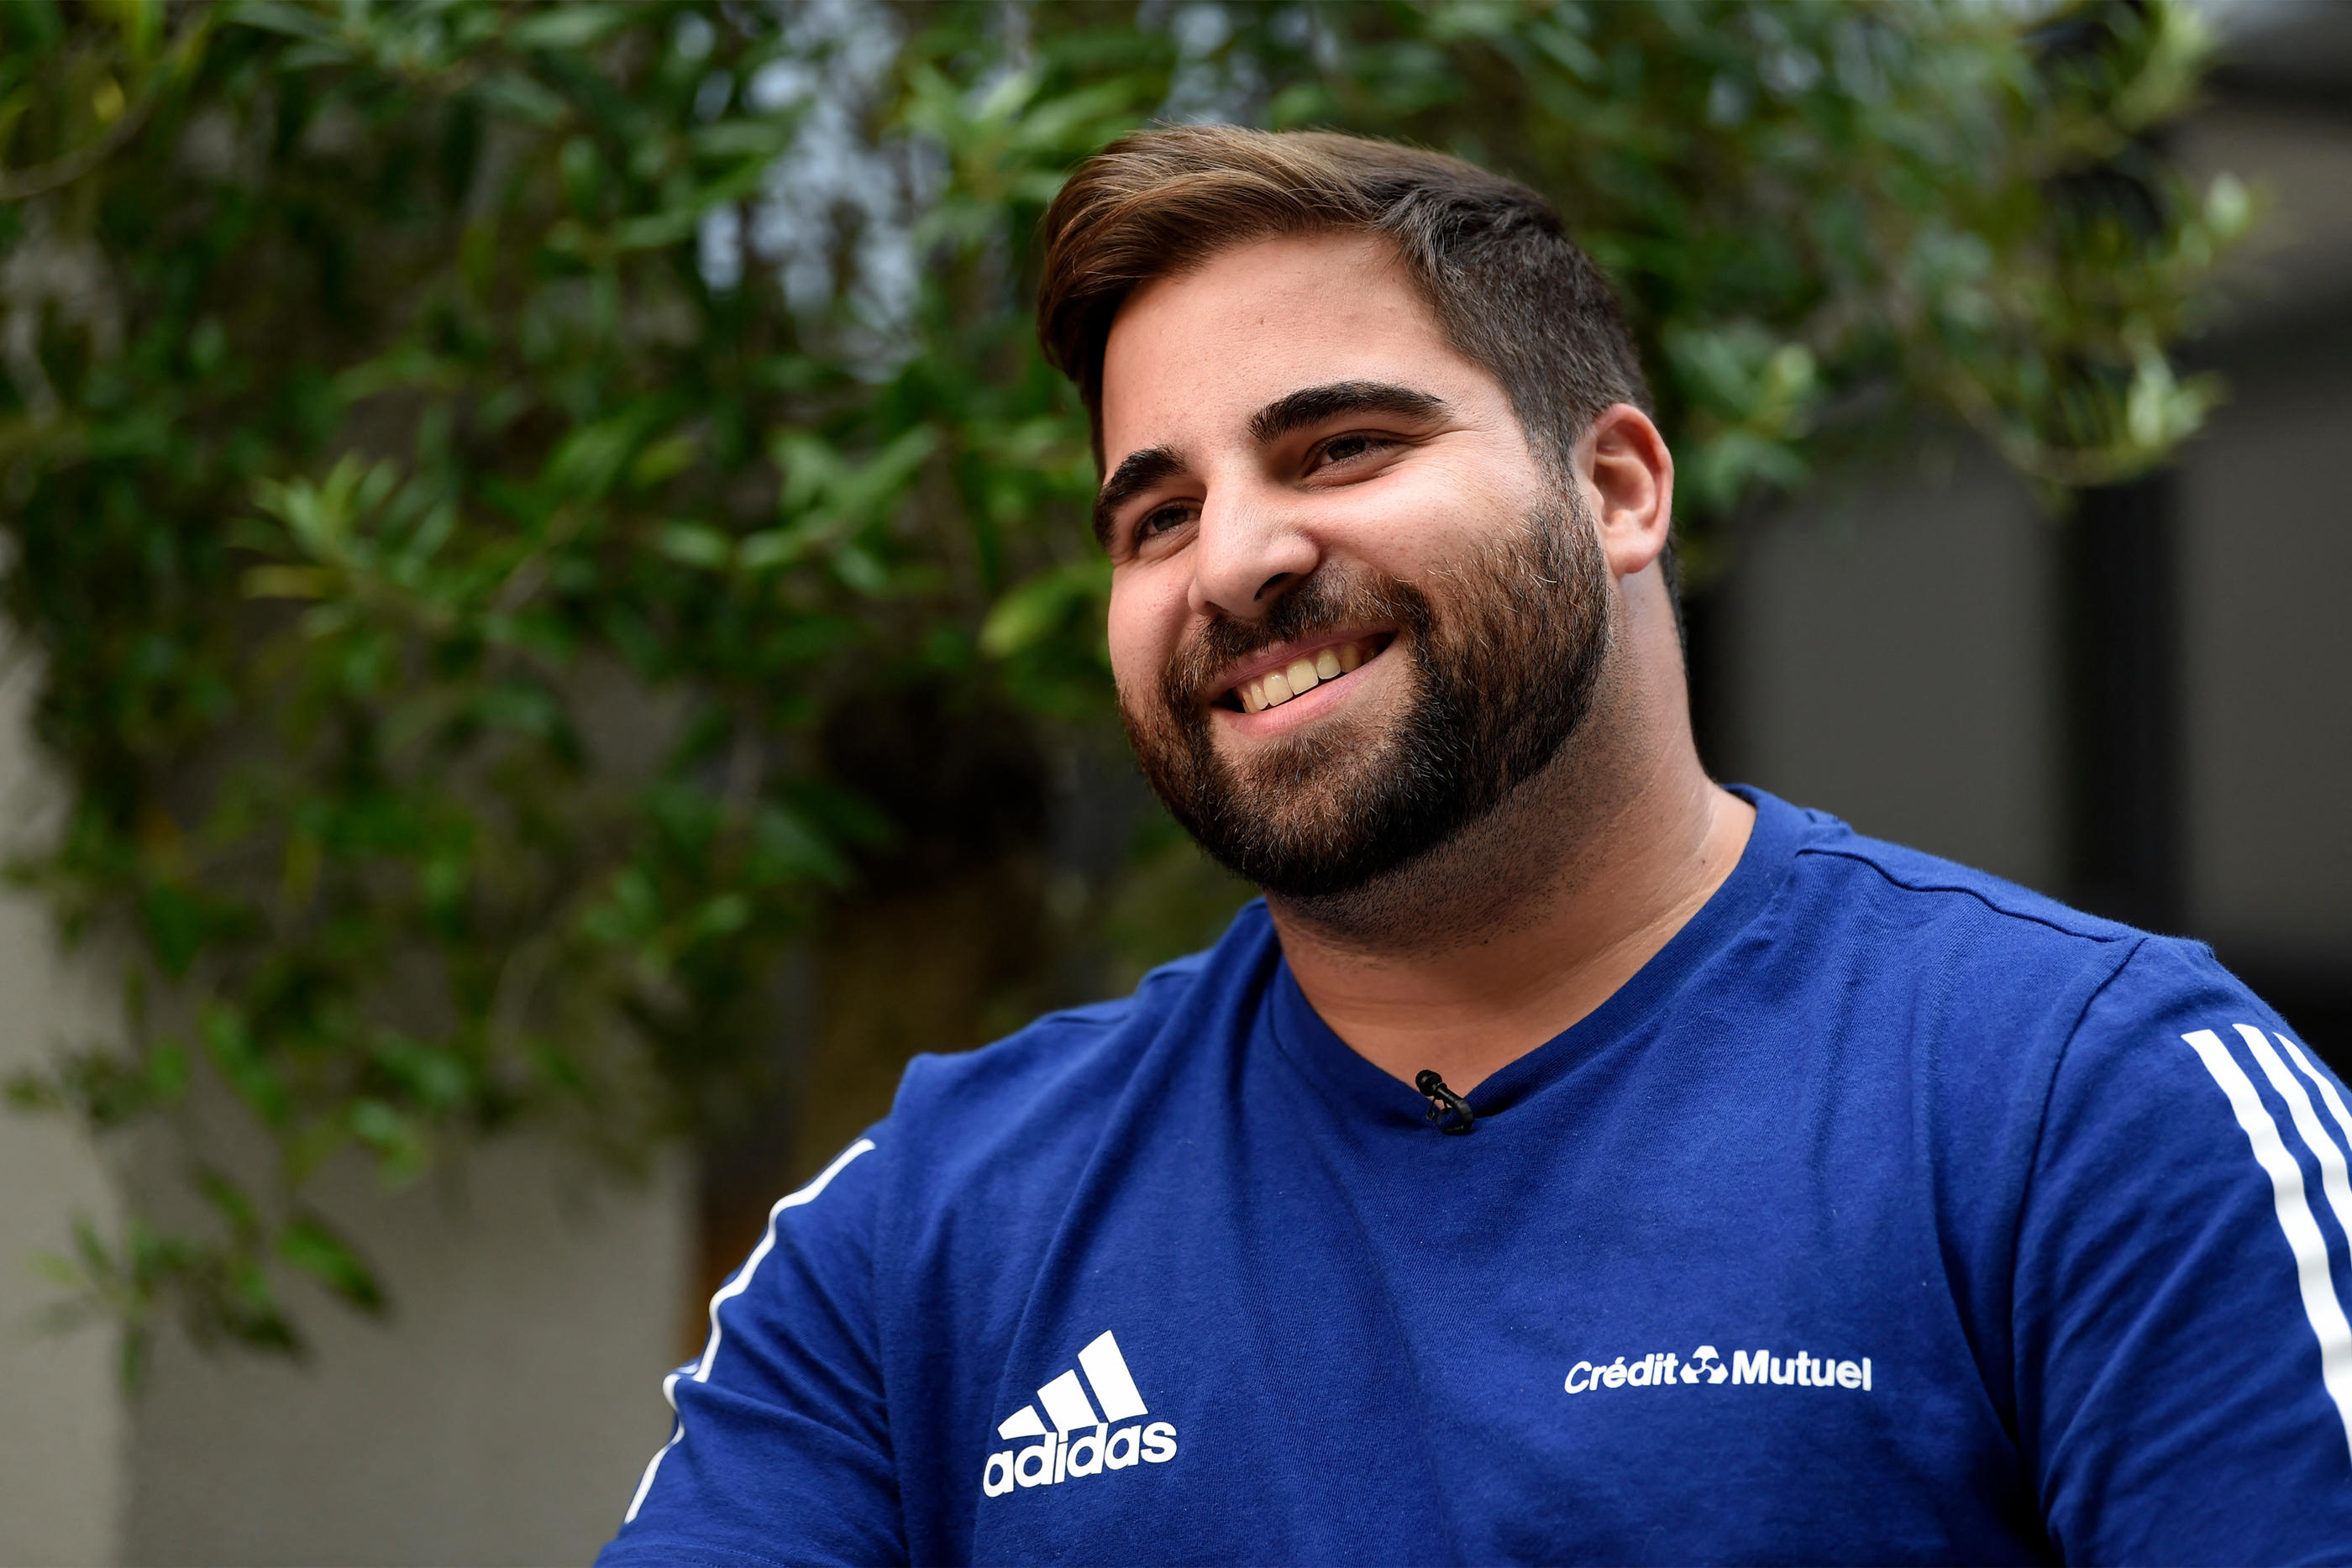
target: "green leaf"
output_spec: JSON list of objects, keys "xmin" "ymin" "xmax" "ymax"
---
[
  {"xmin": 228, "ymin": 3, "xmax": 339, "ymax": 45},
  {"xmin": 507, "ymin": 6, "xmax": 630, "ymax": 52},
  {"xmin": 472, "ymin": 68, "xmax": 572, "ymax": 128},
  {"xmin": 140, "ymin": 884, "xmax": 210, "ymax": 978},
  {"xmin": 657, "ymin": 522, "xmax": 733, "ymax": 570},
  {"xmin": 348, "ymin": 1099, "xmax": 428, "ymax": 1181},
  {"xmin": 194, "ymin": 1167, "xmax": 263, "ymax": 1243},
  {"xmin": 276, "ymin": 1214, "xmax": 386, "ymax": 1315},
  {"xmin": 200, "ymin": 1007, "xmax": 289, "ymax": 1127},
  {"xmin": 981, "ymin": 561, "xmax": 1110, "ymax": 659},
  {"xmin": 630, "ymin": 432, "xmax": 701, "ymax": 490}
]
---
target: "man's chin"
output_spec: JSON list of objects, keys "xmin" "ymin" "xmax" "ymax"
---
[{"xmin": 1174, "ymin": 767, "xmax": 1446, "ymax": 901}]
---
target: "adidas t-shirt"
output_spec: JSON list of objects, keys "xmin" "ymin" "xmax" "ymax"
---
[{"xmin": 597, "ymin": 789, "xmax": 2352, "ymax": 1565}]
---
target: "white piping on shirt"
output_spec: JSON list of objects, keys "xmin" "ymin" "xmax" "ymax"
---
[{"xmin": 622, "ymin": 1137, "xmax": 878, "ymax": 1524}]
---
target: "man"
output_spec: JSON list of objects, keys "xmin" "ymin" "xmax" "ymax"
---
[{"xmin": 600, "ymin": 128, "xmax": 2352, "ymax": 1565}]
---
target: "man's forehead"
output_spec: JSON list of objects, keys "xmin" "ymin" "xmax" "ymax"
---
[
  {"xmin": 1116, "ymin": 228, "xmax": 1403, "ymax": 322},
  {"xmin": 1097, "ymin": 231, "xmax": 1459, "ymax": 454}
]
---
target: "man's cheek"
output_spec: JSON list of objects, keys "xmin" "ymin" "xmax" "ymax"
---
[{"xmin": 1104, "ymin": 587, "xmax": 1173, "ymax": 697}]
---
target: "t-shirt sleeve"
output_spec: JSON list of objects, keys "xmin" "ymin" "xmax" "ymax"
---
[
  {"xmin": 2013, "ymin": 938, "xmax": 2352, "ymax": 1564},
  {"xmin": 596, "ymin": 1132, "xmax": 900, "ymax": 1568}
]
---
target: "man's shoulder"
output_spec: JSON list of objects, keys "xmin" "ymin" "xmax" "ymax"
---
[
  {"xmin": 906, "ymin": 946, "xmax": 1216, "ymax": 1094},
  {"xmin": 1786, "ymin": 808, "xmax": 2134, "ymax": 949},
  {"xmin": 877, "ymin": 903, "xmax": 1278, "ymax": 1171},
  {"xmin": 1772, "ymin": 805, "xmax": 2154, "ymax": 997},
  {"xmin": 1767, "ymin": 798, "xmax": 2263, "ymax": 1044}
]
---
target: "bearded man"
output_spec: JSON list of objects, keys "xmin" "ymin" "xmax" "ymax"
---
[{"xmin": 600, "ymin": 128, "xmax": 2352, "ymax": 1565}]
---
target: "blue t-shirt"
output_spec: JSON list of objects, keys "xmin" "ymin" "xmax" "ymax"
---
[{"xmin": 600, "ymin": 789, "xmax": 2352, "ymax": 1565}]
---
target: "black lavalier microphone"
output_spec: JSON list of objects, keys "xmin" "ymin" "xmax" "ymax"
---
[{"xmin": 1415, "ymin": 1070, "xmax": 1475, "ymax": 1135}]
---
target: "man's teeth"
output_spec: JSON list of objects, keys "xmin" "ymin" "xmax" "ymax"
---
[{"xmin": 1237, "ymin": 640, "xmax": 1368, "ymax": 714}]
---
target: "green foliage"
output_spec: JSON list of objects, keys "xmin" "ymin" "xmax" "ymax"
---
[{"xmin": 0, "ymin": 0, "xmax": 2238, "ymax": 1368}]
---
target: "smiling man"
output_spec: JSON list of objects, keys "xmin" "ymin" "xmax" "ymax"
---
[{"xmin": 600, "ymin": 129, "xmax": 2352, "ymax": 1566}]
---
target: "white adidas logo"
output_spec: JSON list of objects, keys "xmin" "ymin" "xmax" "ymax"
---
[{"xmin": 982, "ymin": 1330, "xmax": 1177, "ymax": 1497}]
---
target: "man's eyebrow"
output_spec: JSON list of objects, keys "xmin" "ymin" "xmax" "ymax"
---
[
  {"xmin": 1247, "ymin": 380, "xmax": 1452, "ymax": 446},
  {"xmin": 1094, "ymin": 444, "xmax": 1186, "ymax": 548}
]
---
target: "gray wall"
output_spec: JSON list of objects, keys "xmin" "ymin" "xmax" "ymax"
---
[
  {"xmin": 0, "ymin": 660, "xmax": 124, "ymax": 1568},
  {"xmin": 120, "ymin": 1141, "xmax": 688, "ymax": 1567},
  {"xmin": 2180, "ymin": 311, "xmax": 2352, "ymax": 975},
  {"xmin": 2178, "ymin": 101, "xmax": 2352, "ymax": 979},
  {"xmin": 1713, "ymin": 449, "xmax": 2062, "ymax": 894}
]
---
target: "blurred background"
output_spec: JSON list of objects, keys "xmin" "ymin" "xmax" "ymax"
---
[{"xmin": 0, "ymin": 1, "xmax": 2343, "ymax": 1562}]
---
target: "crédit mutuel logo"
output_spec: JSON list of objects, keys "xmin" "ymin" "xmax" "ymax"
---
[
  {"xmin": 1565, "ymin": 1343, "xmax": 1876, "ymax": 1394},
  {"xmin": 983, "ymin": 1330, "xmax": 1177, "ymax": 1498}
]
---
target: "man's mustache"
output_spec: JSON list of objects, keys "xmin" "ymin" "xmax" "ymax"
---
[{"xmin": 1159, "ymin": 569, "xmax": 1431, "ymax": 708}]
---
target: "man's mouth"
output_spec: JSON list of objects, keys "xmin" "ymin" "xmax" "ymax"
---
[{"xmin": 1215, "ymin": 634, "xmax": 1390, "ymax": 714}]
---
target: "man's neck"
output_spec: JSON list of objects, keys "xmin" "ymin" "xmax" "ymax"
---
[{"xmin": 1265, "ymin": 685, "xmax": 1754, "ymax": 1096}]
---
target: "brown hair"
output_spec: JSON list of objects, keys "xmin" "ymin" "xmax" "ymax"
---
[{"xmin": 1037, "ymin": 124, "xmax": 1653, "ymax": 490}]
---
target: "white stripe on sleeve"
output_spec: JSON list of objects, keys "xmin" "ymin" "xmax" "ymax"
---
[
  {"xmin": 2282, "ymin": 1035, "xmax": 2352, "ymax": 1167},
  {"xmin": 2182, "ymin": 1029, "xmax": 2352, "ymax": 1465},
  {"xmin": 2239, "ymin": 1025, "xmax": 2352, "ymax": 1258},
  {"xmin": 623, "ymin": 1136, "xmax": 878, "ymax": 1524}
]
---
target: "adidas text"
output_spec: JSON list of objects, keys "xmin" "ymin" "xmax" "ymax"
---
[{"xmin": 984, "ymin": 1329, "xmax": 1176, "ymax": 1499}]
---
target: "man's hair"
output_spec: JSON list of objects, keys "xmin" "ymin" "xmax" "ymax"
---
[{"xmin": 1036, "ymin": 124, "xmax": 1654, "ymax": 497}]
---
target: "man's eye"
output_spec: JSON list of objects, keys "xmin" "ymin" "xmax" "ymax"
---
[
  {"xmin": 1316, "ymin": 433, "xmax": 1393, "ymax": 467},
  {"xmin": 1135, "ymin": 502, "xmax": 1194, "ymax": 541}
]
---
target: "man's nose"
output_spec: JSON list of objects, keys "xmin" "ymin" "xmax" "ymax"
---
[{"xmin": 1186, "ymin": 487, "xmax": 1320, "ymax": 623}]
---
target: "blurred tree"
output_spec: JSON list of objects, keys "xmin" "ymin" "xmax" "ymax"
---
[{"xmin": 0, "ymin": 0, "xmax": 2244, "ymax": 1377}]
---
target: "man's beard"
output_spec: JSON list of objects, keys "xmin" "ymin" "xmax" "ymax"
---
[{"xmin": 1121, "ymin": 495, "xmax": 1613, "ymax": 901}]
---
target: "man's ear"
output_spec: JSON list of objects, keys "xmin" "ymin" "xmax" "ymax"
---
[{"xmin": 1576, "ymin": 404, "xmax": 1674, "ymax": 582}]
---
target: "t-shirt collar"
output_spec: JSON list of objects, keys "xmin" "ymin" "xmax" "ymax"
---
[{"xmin": 1264, "ymin": 785, "xmax": 1811, "ymax": 1127}]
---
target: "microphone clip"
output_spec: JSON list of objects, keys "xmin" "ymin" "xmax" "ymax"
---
[{"xmin": 1415, "ymin": 1070, "xmax": 1475, "ymax": 1135}]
